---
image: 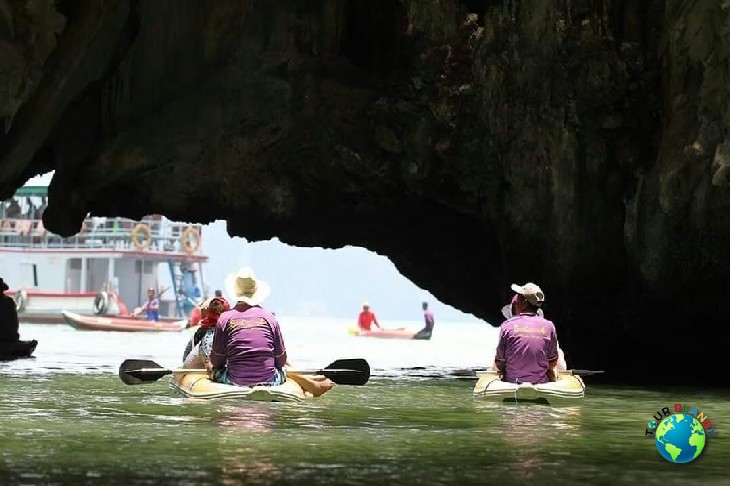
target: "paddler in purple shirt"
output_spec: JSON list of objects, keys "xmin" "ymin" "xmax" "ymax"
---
[
  {"xmin": 208, "ymin": 267, "xmax": 288, "ymax": 387},
  {"xmin": 493, "ymin": 282, "xmax": 559, "ymax": 384},
  {"xmin": 413, "ymin": 301, "xmax": 435, "ymax": 339},
  {"xmin": 207, "ymin": 267, "xmax": 334, "ymax": 396}
]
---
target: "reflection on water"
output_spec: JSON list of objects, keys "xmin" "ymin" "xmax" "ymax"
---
[
  {"xmin": 214, "ymin": 402, "xmax": 277, "ymax": 432},
  {"xmin": 213, "ymin": 404, "xmax": 291, "ymax": 484},
  {"xmin": 1, "ymin": 321, "xmax": 730, "ymax": 484},
  {"xmin": 473, "ymin": 401, "xmax": 584, "ymax": 482},
  {"xmin": 491, "ymin": 404, "xmax": 583, "ymax": 445}
]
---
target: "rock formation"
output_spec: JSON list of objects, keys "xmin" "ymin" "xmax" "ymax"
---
[{"xmin": 1, "ymin": 1, "xmax": 729, "ymax": 383}]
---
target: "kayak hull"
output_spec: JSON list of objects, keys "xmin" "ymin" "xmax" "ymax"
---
[
  {"xmin": 472, "ymin": 370, "xmax": 585, "ymax": 404},
  {"xmin": 0, "ymin": 339, "xmax": 37, "ymax": 361},
  {"xmin": 62, "ymin": 310, "xmax": 189, "ymax": 332},
  {"xmin": 348, "ymin": 326, "xmax": 421, "ymax": 340},
  {"xmin": 169, "ymin": 371, "xmax": 307, "ymax": 402}
]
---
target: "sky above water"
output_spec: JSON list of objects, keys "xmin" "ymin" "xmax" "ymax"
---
[
  {"xmin": 201, "ymin": 220, "xmax": 478, "ymax": 322},
  {"xmin": 14, "ymin": 172, "xmax": 478, "ymax": 323}
]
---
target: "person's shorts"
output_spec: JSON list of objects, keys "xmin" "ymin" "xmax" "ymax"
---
[
  {"xmin": 413, "ymin": 329, "xmax": 432, "ymax": 340},
  {"xmin": 211, "ymin": 367, "xmax": 286, "ymax": 387}
]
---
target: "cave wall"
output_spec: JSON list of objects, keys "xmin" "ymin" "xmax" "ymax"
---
[{"xmin": 1, "ymin": 0, "xmax": 729, "ymax": 383}]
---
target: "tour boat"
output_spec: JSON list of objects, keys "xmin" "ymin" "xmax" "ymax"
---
[{"xmin": 1, "ymin": 172, "xmax": 210, "ymax": 324}]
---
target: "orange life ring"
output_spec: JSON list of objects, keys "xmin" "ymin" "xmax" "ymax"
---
[
  {"xmin": 131, "ymin": 223, "xmax": 152, "ymax": 250},
  {"xmin": 181, "ymin": 227, "xmax": 201, "ymax": 254}
]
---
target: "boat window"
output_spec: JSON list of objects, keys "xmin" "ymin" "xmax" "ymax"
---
[
  {"xmin": 18, "ymin": 262, "xmax": 39, "ymax": 288},
  {"xmin": 65, "ymin": 259, "xmax": 82, "ymax": 293},
  {"xmin": 135, "ymin": 261, "xmax": 154, "ymax": 274}
]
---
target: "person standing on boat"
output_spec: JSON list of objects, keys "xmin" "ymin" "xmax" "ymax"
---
[
  {"xmin": 413, "ymin": 301, "xmax": 435, "ymax": 340},
  {"xmin": 493, "ymin": 282, "xmax": 558, "ymax": 384},
  {"xmin": 4, "ymin": 199, "xmax": 21, "ymax": 219},
  {"xmin": 0, "ymin": 278, "xmax": 20, "ymax": 343},
  {"xmin": 208, "ymin": 267, "xmax": 334, "ymax": 397},
  {"xmin": 357, "ymin": 302, "xmax": 381, "ymax": 331},
  {"xmin": 132, "ymin": 287, "xmax": 160, "ymax": 321}
]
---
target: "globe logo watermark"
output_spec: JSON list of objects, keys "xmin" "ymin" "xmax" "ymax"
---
[{"xmin": 645, "ymin": 404, "xmax": 716, "ymax": 463}]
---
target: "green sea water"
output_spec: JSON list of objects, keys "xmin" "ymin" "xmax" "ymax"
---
[{"xmin": 1, "ymin": 322, "xmax": 728, "ymax": 485}]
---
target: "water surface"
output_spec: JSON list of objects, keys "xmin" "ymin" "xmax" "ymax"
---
[{"xmin": 1, "ymin": 320, "xmax": 728, "ymax": 485}]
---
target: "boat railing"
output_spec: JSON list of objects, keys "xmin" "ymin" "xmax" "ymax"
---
[{"xmin": 0, "ymin": 215, "xmax": 203, "ymax": 253}]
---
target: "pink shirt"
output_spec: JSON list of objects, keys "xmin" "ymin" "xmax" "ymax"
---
[
  {"xmin": 210, "ymin": 305, "xmax": 287, "ymax": 386},
  {"xmin": 494, "ymin": 313, "xmax": 558, "ymax": 384}
]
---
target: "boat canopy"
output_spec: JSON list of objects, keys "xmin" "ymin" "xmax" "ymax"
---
[
  {"xmin": 2, "ymin": 170, "xmax": 206, "ymax": 260},
  {"xmin": 12, "ymin": 171, "xmax": 53, "ymax": 197}
]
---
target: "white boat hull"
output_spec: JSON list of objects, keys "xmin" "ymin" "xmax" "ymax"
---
[
  {"xmin": 472, "ymin": 370, "xmax": 585, "ymax": 404},
  {"xmin": 9, "ymin": 291, "xmax": 118, "ymax": 324}
]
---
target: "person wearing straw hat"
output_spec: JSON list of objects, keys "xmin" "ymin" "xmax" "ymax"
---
[
  {"xmin": 207, "ymin": 267, "xmax": 334, "ymax": 396},
  {"xmin": 493, "ymin": 282, "xmax": 559, "ymax": 384}
]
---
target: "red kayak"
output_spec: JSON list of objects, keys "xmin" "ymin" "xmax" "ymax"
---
[{"xmin": 61, "ymin": 310, "xmax": 191, "ymax": 332}]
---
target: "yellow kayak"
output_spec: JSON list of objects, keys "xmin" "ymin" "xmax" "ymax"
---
[
  {"xmin": 472, "ymin": 370, "xmax": 585, "ymax": 404},
  {"xmin": 169, "ymin": 371, "xmax": 307, "ymax": 402}
]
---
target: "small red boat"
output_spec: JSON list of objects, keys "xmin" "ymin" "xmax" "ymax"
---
[
  {"xmin": 61, "ymin": 310, "xmax": 192, "ymax": 332},
  {"xmin": 348, "ymin": 326, "xmax": 430, "ymax": 340}
]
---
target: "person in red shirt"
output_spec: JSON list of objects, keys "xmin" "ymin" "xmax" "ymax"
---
[{"xmin": 357, "ymin": 302, "xmax": 381, "ymax": 331}]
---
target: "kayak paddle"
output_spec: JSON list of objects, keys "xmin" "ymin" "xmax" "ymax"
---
[
  {"xmin": 450, "ymin": 369, "xmax": 605, "ymax": 379},
  {"xmin": 118, "ymin": 358, "xmax": 371, "ymax": 386},
  {"xmin": 287, "ymin": 358, "xmax": 371, "ymax": 386},
  {"xmin": 567, "ymin": 369, "xmax": 605, "ymax": 377},
  {"xmin": 118, "ymin": 359, "xmax": 203, "ymax": 385}
]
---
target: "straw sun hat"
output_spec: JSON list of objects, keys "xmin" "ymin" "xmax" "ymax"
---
[{"xmin": 224, "ymin": 267, "xmax": 271, "ymax": 306}]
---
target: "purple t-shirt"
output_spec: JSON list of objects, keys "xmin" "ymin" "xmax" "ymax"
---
[
  {"xmin": 494, "ymin": 313, "xmax": 558, "ymax": 384},
  {"xmin": 209, "ymin": 305, "xmax": 287, "ymax": 386}
]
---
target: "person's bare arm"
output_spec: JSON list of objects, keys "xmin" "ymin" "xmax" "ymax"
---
[
  {"xmin": 546, "ymin": 324, "xmax": 559, "ymax": 381},
  {"xmin": 493, "ymin": 327, "xmax": 506, "ymax": 378},
  {"xmin": 547, "ymin": 360, "xmax": 558, "ymax": 381}
]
